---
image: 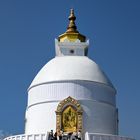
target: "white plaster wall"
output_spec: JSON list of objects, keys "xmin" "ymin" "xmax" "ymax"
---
[
  {"xmin": 25, "ymin": 81, "xmax": 117, "ymax": 135},
  {"xmin": 25, "ymin": 102, "xmax": 58, "ymax": 134},
  {"xmin": 25, "ymin": 100, "xmax": 117, "ymax": 134},
  {"xmin": 81, "ymin": 100, "xmax": 117, "ymax": 134},
  {"xmin": 28, "ymin": 81, "xmax": 116, "ymax": 107},
  {"xmin": 29, "ymin": 56, "xmax": 114, "ymax": 88}
]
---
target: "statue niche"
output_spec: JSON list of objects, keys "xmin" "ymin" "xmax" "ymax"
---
[
  {"xmin": 55, "ymin": 96, "xmax": 83, "ymax": 133},
  {"xmin": 62, "ymin": 106, "xmax": 77, "ymax": 132}
]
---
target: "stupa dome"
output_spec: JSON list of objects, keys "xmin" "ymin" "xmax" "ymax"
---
[{"xmin": 29, "ymin": 56, "xmax": 114, "ymax": 89}]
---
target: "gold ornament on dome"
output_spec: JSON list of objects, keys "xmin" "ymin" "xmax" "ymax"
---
[
  {"xmin": 55, "ymin": 96, "xmax": 83, "ymax": 133},
  {"xmin": 62, "ymin": 106, "xmax": 77, "ymax": 132}
]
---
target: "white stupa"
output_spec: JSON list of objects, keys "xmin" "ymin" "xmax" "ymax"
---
[{"xmin": 4, "ymin": 9, "xmax": 134, "ymax": 140}]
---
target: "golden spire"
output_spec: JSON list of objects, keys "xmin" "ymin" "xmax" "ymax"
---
[
  {"xmin": 66, "ymin": 9, "xmax": 78, "ymax": 33},
  {"xmin": 58, "ymin": 9, "xmax": 86, "ymax": 42}
]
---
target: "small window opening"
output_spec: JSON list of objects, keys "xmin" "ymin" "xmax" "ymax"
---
[{"xmin": 70, "ymin": 49, "xmax": 74, "ymax": 54}]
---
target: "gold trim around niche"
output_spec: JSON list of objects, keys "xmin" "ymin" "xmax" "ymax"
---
[{"xmin": 55, "ymin": 96, "xmax": 83, "ymax": 133}]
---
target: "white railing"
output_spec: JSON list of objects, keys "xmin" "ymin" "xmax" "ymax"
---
[
  {"xmin": 4, "ymin": 134, "xmax": 48, "ymax": 140},
  {"xmin": 85, "ymin": 132, "xmax": 135, "ymax": 140},
  {"xmin": 4, "ymin": 132, "xmax": 135, "ymax": 140}
]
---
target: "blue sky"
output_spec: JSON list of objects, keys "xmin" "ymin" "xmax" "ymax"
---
[{"xmin": 0, "ymin": 0, "xmax": 139, "ymax": 139}]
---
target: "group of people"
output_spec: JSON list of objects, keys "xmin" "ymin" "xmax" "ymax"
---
[{"xmin": 48, "ymin": 130, "xmax": 82, "ymax": 140}]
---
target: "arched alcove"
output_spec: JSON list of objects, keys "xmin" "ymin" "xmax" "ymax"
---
[{"xmin": 55, "ymin": 96, "xmax": 83, "ymax": 133}]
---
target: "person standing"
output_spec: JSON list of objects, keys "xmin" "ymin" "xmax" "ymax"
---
[
  {"xmin": 77, "ymin": 130, "xmax": 82, "ymax": 140},
  {"xmin": 48, "ymin": 130, "xmax": 54, "ymax": 140}
]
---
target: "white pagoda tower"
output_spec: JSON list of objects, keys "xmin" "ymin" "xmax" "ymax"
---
[{"xmin": 4, "ymin": 9, "xmax": 134, "ymax": 140}]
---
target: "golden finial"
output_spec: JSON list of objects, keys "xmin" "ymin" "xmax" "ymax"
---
[
  {"xmin": 66, "ymin": 9, "xmax": 78, "ymax": 33},
  {"xmin": 58, "ymin": 9, "xmax": 86, "ymax": 42}
]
